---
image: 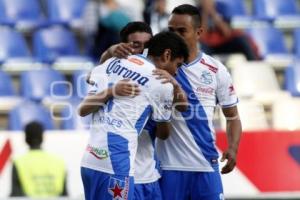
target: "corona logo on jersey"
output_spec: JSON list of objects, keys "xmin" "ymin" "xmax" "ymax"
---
[{"xmin": 106, "ymin": 59, "xmax": 149, "ymax": 86}]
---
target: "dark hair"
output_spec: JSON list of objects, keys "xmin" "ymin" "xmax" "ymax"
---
[
  {"xmin": 146, "ymin": 31, "xmax": 189, "ymax": 63},
  {"xmin": 25, "ymin": 121, "xmax": 44, "ymax": 148},
  {"xmin": 172, "ymin": 4, "xmax": 202, "ymax": 27},
  {"xmin": 120, "ymin": 22, "xmax": 153, "ymax": 42}
]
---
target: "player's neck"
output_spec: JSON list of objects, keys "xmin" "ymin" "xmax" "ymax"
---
[{"xmin": 187, "ymin": 49, "xmax": 201, "ymax": 64}]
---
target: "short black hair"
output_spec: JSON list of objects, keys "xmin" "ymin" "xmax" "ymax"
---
[
  {"xmin": 172, "ymin": 4, "xmax": 202, "ymax": 27},
  {"xmin": 146, "ymin": 31, "xmax": 189, "ymax": 63},
  {"xmin": 25, "ymin": 121, "xmax": 44, "ymax": 148},
  {"xmin": 120, "ymin": 22, "xmax": 153, "ymax": 42}
]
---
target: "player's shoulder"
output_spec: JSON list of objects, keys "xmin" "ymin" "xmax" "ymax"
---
[
  {"xmin": 92, "ymin": 57, "xmax": 117, "ymax": 73},
  {"xmin": 200, "ymin": 53, "xmax": 228, "ymax": 73},
  {"xmin": 151, "ymin": 81, "xmax": 173, "ymax": 93},
  {"xmin": 124, "ymin": 55, "xmax": 155, "ymax": 68}
]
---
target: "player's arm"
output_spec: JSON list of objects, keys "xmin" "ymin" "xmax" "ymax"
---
[
  {"xmin": 86, "ymin": 43, "xmax": 134, "ymax": 84},
  {"xmin": 215, "ymin": 62, "xmax": 242, "ymax": 174},
  {"xmin": 153, "ymin": 69, "xmax": 188, "ymax": 112},
  {"xmin": 100, "ymin": 43, "xmax": 134, "ymax": 64},
  {"xmin": 78, "ymin": 79, "xmax": 140, "ymax": 117},
  {"xmin": 78, "ymin": 88, "xmax": 114, "ymax": 117},
  {"xmin": 150, "ymin": 83, "xmax": 174, "ymax": 140},
  {"xmin": 221, "ymin": 106, "xmax": 241, "ymax": 174}
]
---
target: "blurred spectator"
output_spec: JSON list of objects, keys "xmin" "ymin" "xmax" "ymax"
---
[
  {"xmin": 144, "ymin": 0, "xmax": 170, "ymax": 34},
  {"xmin": 89, "ymin": 0, "xmax": 132, "ymax": 60},
  {"xmin": 11, "ymin": 122, "xmax": 67, "ymax": 197},
  {"xmin": 199, "ymin": 0, "xmax": 260, "ymax": 60}
]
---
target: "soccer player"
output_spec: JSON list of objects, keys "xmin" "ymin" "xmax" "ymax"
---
[
  {"xmin": 93, "ymin": 21, "xmax": 188, "ymax": 200},
  {"xmin": 156, "ymin": 4, "xmax": 242, "ymax": 200},
  {"xmin": 78, "ymin": 31, "xmax": 189, "ymax": 200}
]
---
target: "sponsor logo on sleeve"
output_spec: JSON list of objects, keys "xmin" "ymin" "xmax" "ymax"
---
[{"xmin": 229, "ymin": 84, "xmax": 236, "ymax": 95}]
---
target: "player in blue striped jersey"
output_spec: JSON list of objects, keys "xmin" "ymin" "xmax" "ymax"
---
[
  {"xmin": 156, "ymin": 4, "xmax": 242, "ymax": 200},
  {"xmin": 78, "ymin": 31, "xmax": 189, "ymax": 200}
]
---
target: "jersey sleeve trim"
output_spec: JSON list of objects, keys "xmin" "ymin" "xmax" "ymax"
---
[
  {"xmin": 221, "ymin": 99, "xmax": 239, "ymax": 108},
  {"xmin": 151, "ymin": 118, "xmax": 171, "ymax": 123}
]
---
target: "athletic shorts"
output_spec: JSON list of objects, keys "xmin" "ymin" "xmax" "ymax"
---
[
  {"xmin": 134, "ymin": 181, "xmax": 162, "ymax": 200},
  {"xmin": 160, "ymin": 170, "xmax": 224, "ymax": 200},
  {"xmin": 81, "ymin": 167, "xmax": 134, "ymax": 200}
]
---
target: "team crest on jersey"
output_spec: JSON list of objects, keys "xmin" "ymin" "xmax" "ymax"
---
[
  {"xmin": 200, "ymin": 71, "xmax": 213, "ymax": 85},
  {"xmin": 108, "ymin": 177, "xmax": 129, "ymax": 200}
]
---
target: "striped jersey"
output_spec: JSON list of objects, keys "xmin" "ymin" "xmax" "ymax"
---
[
  {"xmin": 81, "ymin": 55, "xmax": 174, "ymax": 176},
  {"xmin": 156, "ymin": 53, "xmax": 238, "ymax": 172}
]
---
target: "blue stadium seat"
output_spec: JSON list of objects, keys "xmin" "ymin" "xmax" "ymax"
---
[
  {"xmin": 247, "ymin": 27, "xmax": 288, "ymax": 58},
  {"xmin": 20, "ymin": 68, "xmax": 69, "ymax": 101},
  {"xmin": 0, "ymin": 28, "xmax": 30, "ymax": 63},
  {"xmin": 284, "ymin": 62, "xmax": 300, "ymax": 97},
  {"xmin": 8, "ymin": 100, "xmax": 54, "ymax": 130},
  {"xmin": 253, "ymin": 0, "xmax": 299, "ymax": 21},
  {"xmin": 33, "ymin": 26, "xmax": 81, "ymax": 63},
  {"xmin": 0, "ymin": 71, "xmax": 15, "ymax": 96},
  {"xmin": 294, "ymin": 28, "xmax": 300, "ymax": 58},
  {"xmin": 72, "ymin": 70, "xmax": 89, "ymax": 98},
  {"xmin": 215, "ymin": 0, "xmax": 247, "ymax": 20},
  {"xmin": 2, "ymin": 0, "xmax": 44, "ymax": 29},
  {"xmin": 0, "ymin": 0, "xmax": 10, "ymax": 24},
  {"xmin": 60, "ymin": 99, "xmax": 91, "ymax": 130},
  {"xmin": 47, "ymin": 0, "xmax": 86, "ymax": 27}
]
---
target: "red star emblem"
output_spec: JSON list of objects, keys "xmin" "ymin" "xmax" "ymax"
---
[{"xmin": 109, "ymin": 183, "xmax": 123, "ymax": 199}]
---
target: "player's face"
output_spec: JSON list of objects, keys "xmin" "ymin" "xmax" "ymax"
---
[
  {"xmin": 168, "ymin": 14, "xmax": 202, "ymax": 58},
  {"xmin": 127, "ymin": 32, "xmax": 152, "ymax": 54},
  {"xmin": 153, "ymin": 50, "xmax": 184, "ymax": 76},
  {"xmin": 165, "ymin": 57, "xmax": 184, "ymax": 76}
]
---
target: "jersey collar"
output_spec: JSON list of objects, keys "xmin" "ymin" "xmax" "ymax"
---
[{"xmin": 183, "ymin": 52, "xmax": 203, "ymax": 68}]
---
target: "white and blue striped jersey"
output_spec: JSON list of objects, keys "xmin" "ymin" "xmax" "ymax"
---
[
  {"xmin": 156, "ymin": 53, "xmax": 238, "ymax": 172},
  {"xmin": 81, "ymin": 55, "xmax": 174, "ymax": 176},
  {"xmin": 134, "ymin": 119, "xmax": 161, "ymax": 184}
]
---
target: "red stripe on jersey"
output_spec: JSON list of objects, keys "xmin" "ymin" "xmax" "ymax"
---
[{"xmin": 200, "ymin": 59, "xmax": 218, "ymax": 73}]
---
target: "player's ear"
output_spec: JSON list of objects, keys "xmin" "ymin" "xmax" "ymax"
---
[
  {"xmin": 196, "ymin": 27, "xmax": 203, "ymax": 40},
  {"xmin": 162, "ymin": 49, "xmax": 171, "ymax": 62}
]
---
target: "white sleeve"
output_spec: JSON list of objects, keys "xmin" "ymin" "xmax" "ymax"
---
[
  {"xmin": 150, "ymin": 83, "xmax": 174, "ymax": 122},
  {"xmin": 87, "ymin": 59, "xmax": 113, "ymax": 95},
  {"xmin": 216, "ymin": 64, "xmax": 238, "ymax": 108}
]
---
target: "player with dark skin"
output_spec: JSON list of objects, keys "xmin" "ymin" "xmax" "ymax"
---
[{"xmin": 167, "ymin": 4, "xmax": 242, "ymax": 175}]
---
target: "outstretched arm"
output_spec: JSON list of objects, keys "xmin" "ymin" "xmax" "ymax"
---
[
  {"xmin": 100, "ymin": 43, "xmax": 134, "ymax": 64},
  {"xmin": 78, "ymin": 80, "xmax": 140, "ymax": 117},
  {"xmin": 220, "ymin": 106, "xmax": 242, "ymax": 174}
]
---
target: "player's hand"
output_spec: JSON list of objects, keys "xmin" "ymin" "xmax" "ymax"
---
[
  {"xmin": 152, "ymin": 69, "xmax": 179, "ymax": 87},
  {"xmin": 109, "ymin": 43, "xmax": 135, "ymax": 58},
  {"xmin": 220, "ymin": 148, "xmax": 237, "ymax": 174},
  {"xmin": 113, "ymin": 79, "xmax": 140, "ymax": 97},
  {"xmin": 86, "ymin": 71, "xmax": 94, "ymax": 85}
]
